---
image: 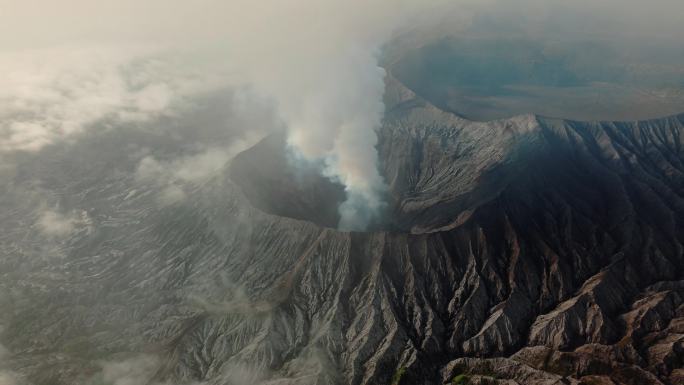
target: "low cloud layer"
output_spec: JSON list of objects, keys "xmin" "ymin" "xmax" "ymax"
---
[
  {"xmin": 134, "ymin": 128, "xmax": 266, "ymax": 205},
  {"xmin": 0, "ymin": 372, "xmax": 17, "ymax": 385},
  {"xmin": 88, "ymin": 355, "xmax": 163, "ymax": 385},
  {"xmin": 0, "ymin": 339, "xmax": 18, "ymax": 385},
  {"xmin": 36, "ymin": 209, "xmax": 91, "ymax": 238},
  {"xmin": 0, "ymin": 46, "xmax": 220, "ymax": 153}
]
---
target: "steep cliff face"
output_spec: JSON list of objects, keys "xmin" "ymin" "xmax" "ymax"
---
[{"xmin": 1, "ymin": 81, "xmax": 683, "ymax": 385}]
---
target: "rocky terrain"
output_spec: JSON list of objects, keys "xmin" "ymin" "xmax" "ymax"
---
[{"xmin": 1, "ymin": 78, "xmax": 683, "ymax": 385}]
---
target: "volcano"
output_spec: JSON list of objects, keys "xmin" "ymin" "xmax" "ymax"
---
[{"xmin": 1, "ymin": 77, "xmax": 684, "ymax": 385}]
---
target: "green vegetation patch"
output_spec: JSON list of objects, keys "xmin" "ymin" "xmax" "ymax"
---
[
  {"xmin": 452, "ymin": 374, "xmax": 470, "ymax": 385},
  {"xmin": 390, "ymin": 366, "xmax": 407, "ymax": 385}
]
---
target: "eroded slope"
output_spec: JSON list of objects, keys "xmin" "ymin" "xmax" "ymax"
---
[{"xmin": 1, "ymin": 83, "xmax": 684, "ymax": 385}]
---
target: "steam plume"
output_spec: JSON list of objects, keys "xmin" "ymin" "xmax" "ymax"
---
[{"xmin": 219, "ymin": 0, "xmax": 448, "ymax": 229}]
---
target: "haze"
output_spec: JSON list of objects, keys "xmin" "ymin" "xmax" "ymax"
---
[{"xmin": 0, "ymin": 2, "xmax": 684, "ymax": 384}]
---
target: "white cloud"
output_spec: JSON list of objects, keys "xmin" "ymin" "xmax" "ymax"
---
[
  {"xmin": 0, "ymin": 46, "xmax": 223, "ymax": 153},
  {"xmin": 134, "ymin": 127, "xmax": 265, "ymax": 204},
  {"xmin": 157, "ymin": 185, "xmax": 187, "ymax": 206},
  {"xmin": 135, "ymin": 156, "xmax": 168, "ymax": 183},
  {"xmin": 36, "ymin": 211, "xmax": 77, "ymax": 237},
  {"xmin": 135, "ymin": 150, "xmax": 229, "ymax": 187},
  {"xmin": 171, "ymin": 148, "xmax": 235, "ymax": 183},
  {"xmin": 134, "ymin": 84, "xmax": 172, "ymax": 113},
  {"xmin": 0, "ymin": 372, "xmax": 17, "ymax": 385},
  {"xmin": 36, "ymin": 209, "xmax": 91, "ymax": 238},
  {"xmin": 0, "ymin": 342, "xmax": 8, "ymax": 360},
  {"xmin": 0, "ymin": 341, "xmax": 18, "ymax": 385},
  {"xmin": 135, "ymin": 142, "xmax": 258, "ymax": 205},
  {"xmin": 95, "ymin": 355, "xmax": 160, "ymax": 385}
]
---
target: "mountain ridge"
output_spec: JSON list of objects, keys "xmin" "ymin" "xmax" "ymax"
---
[
  {"xmin": 223, "ymin": 77, "xmax": 684, "ymax": 384},
  {"xmin": 1, "ymin": 77, "xmax": 683, "ymax": 385}
]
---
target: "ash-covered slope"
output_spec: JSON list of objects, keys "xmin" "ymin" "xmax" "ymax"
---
[{"xmin": 2, "ymin": 80, "xmax": 684, "ymax": 385}]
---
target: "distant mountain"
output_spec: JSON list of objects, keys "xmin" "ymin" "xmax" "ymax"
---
[{"xmin": 1, "ymin": 78, "xmax": 683, "ymax": 385}]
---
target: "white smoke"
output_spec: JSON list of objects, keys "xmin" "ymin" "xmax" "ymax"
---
[{"xmin": 215, "ymin": 0, "xmax": 457, "ymax": 229}]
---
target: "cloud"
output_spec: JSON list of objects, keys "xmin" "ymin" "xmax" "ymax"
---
[
  {"xmin": 131, "ymin": 92, "xmax": 272, "ymax": 203},
  {"xmin": 36, "ymin": 211, "xmax": 77, "ymax": 237},
  {"xmin": 36, "ymin": 209, "xmax": 91, "ymax": 238},
  {"xmin": 0, "ymin": 46, "xmax": 223, "ymax": 153},
  {"xmin": 91, "ymin": 354, "xmax": 217, "ymax": 385},
  {"xmin": 157, "ymin": 186, "xmax": 187, "ymax": 206},
  {"xmin": 135, "ymin": 156, "xmax": 168, "ymax": 183},
  {"xmin": 134, "ymin": 138, "xmax": 262, "ymax": 205},
  {"xmin": 135, "ymin": 131, "xmax": 263, "ymax": 200},
  {"xmin": 0, "ymin": 372, "xmax": 17, "ymax": 385},
  {"xmin": 0, "ymin": 340, "xmax": 18, "ymax": 385},
  {"xmin": 93, "ymin": 355, "xmax": 161, "ymax": 385},
  {"xmin": 220, "ymin": 363, "xmax": 265, "ymax": 385},
  {"xmin": 171, "ymin": 146, "xmax": 246, "ymax": 184}
]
